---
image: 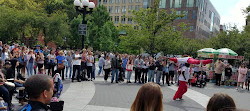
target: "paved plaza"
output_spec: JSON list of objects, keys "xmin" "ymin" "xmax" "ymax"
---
[{"xmin": 13, "ymin": 63, "xmax": 250, "ymax": 111}]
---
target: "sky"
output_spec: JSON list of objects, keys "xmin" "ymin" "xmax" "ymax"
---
[{"xmin": 210, "ymin": 0, "xmax": 250, "ymax": 31}]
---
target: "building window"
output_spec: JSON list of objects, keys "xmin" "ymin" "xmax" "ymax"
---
[
  {"xmin": 183, "ymin": 11, "xmax": 188, "ymax": 19},
  {"xmin": 186, "ymin": 0, "xmax": 194, "ymax": 7},
  {"xmin": 110, "ymin": 16, "xmax": 113, "ymax": 21},
  {"xmin": 200, "ymin": 0, "xmax": 204, "ymax": 11},
  {"xmin": 109, "ymin": 0, "xmax": 114, "ymax": 3},
  {"xmin": 128, "ymin": 17, "xmax": 132, "ymax": 24},
  {"xmin": 190, "ymin": 26, "xmax": 194, "ymax": 32},
  {"xmin": 209, "ymin": 10, "xmax": 211, "ymax": 19},
  {"xmin": 122, "ymin": 6, "xmax": 126, "ymax": 14},
  {"xmin": 115, "ymin": 0, "xmax": 120, "ymax": 4},
  {"xmin": 129, "ymin": 0, "xmax": 133, "ymax": 3},
  {"xmin": 210, "ymin": 12, "xmax": 214, "ymax": 32},
  {"xmin": 174, "ymin": 0, "xmax": 182, "ymax": 8},
  {"xmin": 192, "ymin": 10, "xmax": 196, "ymax": 19},
  {"xmin": 136, "ymin": 0, "xmax": 140, "ymax": 2},
  {"xmin": 121, "ymin": 16, "xmax": 126, "ymax": 24},
  {"xmin": 143, "ymin": 0, "xmax": 149, "ymax": 8},
  {"xmin": 115, "ymin": 16, "xmax": 119, "ymax": 24},
  {"xmin": 196, "ymin": 0, "xmax": 200, "ymax": 7},
  {"xmin": 109, "ymin": 6, "xmax": 113, "ymax": 14},
  {"xmin": 159, "ymin": 0, "xmax": 166, "ymax": 8},
  {"xmin": 115, "ymin": 6, "xmax": 120, "ymax": 13},
  {"xmin": 128, "ymin": 5, "xmax": 134, "ymax": 13},
  {"xmin": 135, "ymin": 5, "xmax": 140, "ymax": 11},
  {"xmin": 204, "ymin": 2, "xmax": 207, "ymax": 13},
  {"xmin": 170, "ymin": 0, "xmax": 173, "ymax": 8},
  {"xmin": 122, "ymin": 0, "xmax": 126, "ymax": 3},
  {"xmin": 103, "ymin": 0, "xmax": 107, "ymax": 4}
]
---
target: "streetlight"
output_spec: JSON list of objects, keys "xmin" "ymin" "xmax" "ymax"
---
[{"xmin": 74, "ymin": 0, "xmax": 95, "ymax": 49}]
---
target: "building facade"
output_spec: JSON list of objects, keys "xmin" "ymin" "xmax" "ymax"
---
[
  {"xmin": 99, "ymin": 0, "xmax": 220, "ymax": 39},
  {"xmin": 98, "ymin": 0, "xmax": 150, "ymax": 25}
]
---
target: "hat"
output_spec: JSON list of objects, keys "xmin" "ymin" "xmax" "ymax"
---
[
  {"xmin": 36, "ymin": 45, "xmax": 40, "ymax": 47},
  {"xmin": 5, "ymin": 61, "xmax": 11, "ymax": 65}
]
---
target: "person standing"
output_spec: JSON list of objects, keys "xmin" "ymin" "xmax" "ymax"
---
[
  {"xmin": 81, "ymin": 49, "xmax": 88, "ymax": 80},
  {"xmin": 87, "ymin": 52, "xmax": 94, "ymax": 81},
  {"xmin": 173, "ymin": 63, "xmax": 190, "ymax": 100},
  {"xmin": 55, "ymin": 51, "xmax": 65, "ymax": 80},
  {"xmin": 214, "ymin": 59, "xmax": 225, "ymax": 86},
  {"xmin": 224, "ymin": 64, "xmax": 232, "ymax": 88},
  {"xmin": 111, "ymin": 53, "xmax": 120, "ymax": 83},
  {"xmin": 122, "ymin": 54, "xmax": 128, "ymax": 78},
  {"xmin": 162, "ymin": 58, "xmax": 170, "ymax": 86},
  {"xmin": 36, "ymin": 52, "xmax": 44, "ymax": 74},
  {"xmin": 141, "ymin": 58, "xmax": 149, "ymax": 84},
  {"xmin": 98, "ymin": 54, "xmax": 105, "ymax": 76},
  {"xmin": 126, "ymin": 56, "xmax": 133, "ymax": 83},
  {"xmin": 25, "ymin": 50, "xmax": 35, "ymax": 77},
  {"xmin": 66, "ymin": 51, "xmax": 73, "ymax": 79},
  {"xmin": 148, "ymin": 58, "xmax": 155, "ymax": 82},
  {"xmin": 47, "ymin": 50, "xmax": 56, "ymax": 76},
  {"xmin": 134, "ymin": 56, "xmax": 143, "ymax": 83},
  {"xmin": 72, "ymin": 50, "xmax": 81, "ymax": 82},
  {"xmin": 169, "ymin": 61, "xmax": 176, "ymax": 84},
  {"xmin": 103, "ymin": 55, "xmax": 111, "ymax": 82},
  {"xmin": 236, "ymin": 64, "xmax": 248, "ymax": 90},
  {"xmin": 155, "ymin": 57, "xmax": 163, "ymax": 85}
]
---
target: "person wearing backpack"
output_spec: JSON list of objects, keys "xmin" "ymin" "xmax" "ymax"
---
[{"xmin": 20, "ymin": 75, "xmax": 53, "ymax": 111}]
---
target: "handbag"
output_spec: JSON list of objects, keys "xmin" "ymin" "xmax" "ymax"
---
[{"xmin": 58, "ymin": 63, "xmax": 64, "ymax": 70}]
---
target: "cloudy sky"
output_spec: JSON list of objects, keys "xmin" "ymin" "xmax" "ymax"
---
[{"xmin": 210, "ymin": 0, "xmax": 250, "ymax": 31}]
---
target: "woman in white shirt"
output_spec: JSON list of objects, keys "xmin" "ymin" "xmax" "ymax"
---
[
  {"xmin": 173, "ymin": 63, "xmax": 190, "ymax": 100},
  {"xmin": 104, "ymin": 55, "xmax": 111, "ymax": 82}
]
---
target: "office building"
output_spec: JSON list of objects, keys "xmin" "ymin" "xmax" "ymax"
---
[{"xmin": 99, "ymin": 0, "xmax": 220, "ymax": 38}]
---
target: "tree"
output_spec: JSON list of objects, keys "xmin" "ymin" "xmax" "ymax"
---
[
  {"xmin": 118, "ymin": 0, "xmax": 185, "ymax": 55},
  {"xmin": 87, "ymin": 5, "xmax": 118, "ymax": 50}
]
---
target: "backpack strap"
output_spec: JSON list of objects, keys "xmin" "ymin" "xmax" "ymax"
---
[{"xmin": 21, "ymin": 104, "xmax": 32, "ymax": 111}]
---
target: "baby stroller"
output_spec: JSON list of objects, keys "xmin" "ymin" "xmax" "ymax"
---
[
  {"xmin": 50, "ymin": 73, "xmax": 64, "ymax": 111},
  {"xmin": 196, "ymin": 73, "xmax": 206, "ymax": 88}
]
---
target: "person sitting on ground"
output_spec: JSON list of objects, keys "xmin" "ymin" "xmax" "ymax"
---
[
  {"xmin": 20, "ymin": 75, "xmax": 54, "ymax": 111},
  {"xmin": 131, "ymin": 82, "xmax": 163, "ymax": 111},
  {"xmin": 207, "ymin": 93, "xmax": 236, "ymax": 111}
]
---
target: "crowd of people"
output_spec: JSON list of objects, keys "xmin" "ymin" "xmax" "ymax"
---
[{"xmin": 0, "ymin": 41, "xmax": 249, "ymax": 110}]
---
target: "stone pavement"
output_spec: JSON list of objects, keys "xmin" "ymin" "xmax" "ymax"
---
[{"xmin": 12, "ymin": 62, "xmax": 250, "ymax": 111}]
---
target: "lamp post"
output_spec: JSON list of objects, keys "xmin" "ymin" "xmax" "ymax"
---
[{"xmin": 74, "ymin": 0, "xmax": 95, "ymax": 49}]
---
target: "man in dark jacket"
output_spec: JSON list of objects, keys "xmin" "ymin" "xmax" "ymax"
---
[
  {"xmin": 21, "ymin": 75, "xmax": 53, "ymax": 111},
  {"xmin": 111, "ymin": 53, "xmax": 120, "ymax": 83},
  {"xmin": 224, "ymin": 64, "xmax": 232, "ymax": 87}
]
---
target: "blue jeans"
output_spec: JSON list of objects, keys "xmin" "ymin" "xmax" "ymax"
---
[
  {"xmin": 66, "ymin": 65, "xmax": 72, "ymax": 79},
  {"xmin": 98, "ymin": 66, "xmax": 103, "ymax": 75},
  {"xmin": 0, "ymin": 85, "xmax": 11, "ymax": 109},
  {"xmin": 127, "ymin": 71, "xmax": 132, "ymax": 81},
  {"xmin": 111, "ymin": 69, "xmax": 119, "ymax": 82},
  {"xmin": 156, "ymin": 71, "xmax": 163, "ymax": 84},
  {"xmin": 123, "ymin": 68, "xmax": 126, "ymax": 77},
  {"xmin": 148, "ymin": 70, "xmax": 155, "ymax": 82},
  {"xmin": 26, "ymin": 63, "xmax": 34, "ymax": 77}
]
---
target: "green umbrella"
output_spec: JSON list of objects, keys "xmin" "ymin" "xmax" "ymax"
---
[
  {"xmin": 213, "ymin": 48, "xmax": 238, "ymax": 56},
  {"xmin": 197, "ymin": 48, "xmax": 216, "ymax": 53}
]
